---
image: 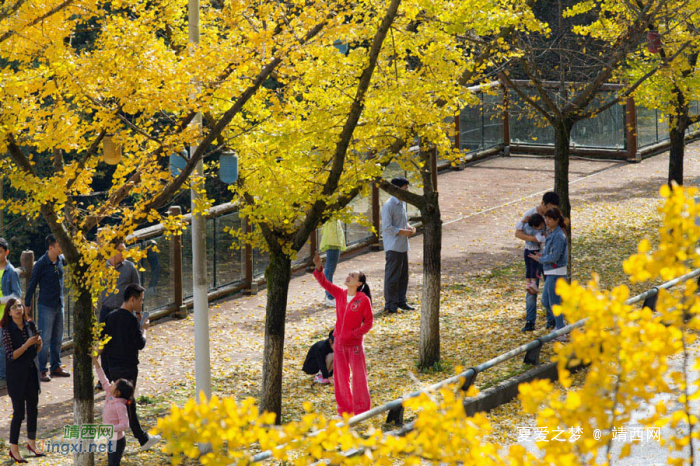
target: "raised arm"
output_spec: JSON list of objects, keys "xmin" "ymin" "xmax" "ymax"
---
[
  {"xmin": 93, "ymin": 356, "xmax": 112, "ymax": 393},
  {"xmin": 312, "ymin": 253, "xmax": 344, "ymax": 300}
]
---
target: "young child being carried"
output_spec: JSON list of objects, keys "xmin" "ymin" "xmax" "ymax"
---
[
  {"xmin": 522, "ymin": 214, "xmax": 546, "ymax": 295},
  {"xmin": 93, "ymin": 354, "xmax": 134, "ymax": 466}
]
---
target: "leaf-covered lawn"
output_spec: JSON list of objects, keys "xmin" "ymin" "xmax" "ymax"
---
[{"xmin": 28, "ymin": 191, "xmax": 662, "ymax": 465}]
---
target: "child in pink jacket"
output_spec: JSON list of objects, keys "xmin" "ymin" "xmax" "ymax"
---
[
  {"xmin": 312, "ymin": 252, "xmax": 373, "ymax": 416},
  {"xmin": 92, "ymin": 355, "xmax": 133, "ymax": 466}
]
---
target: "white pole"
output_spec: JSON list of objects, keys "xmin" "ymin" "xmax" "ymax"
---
[{"xmin": 188, "ymin": 0, "xmax": 211, "ymax": 402}]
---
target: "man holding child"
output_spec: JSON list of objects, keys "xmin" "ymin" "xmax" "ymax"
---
[{"xmin": 515, "ymin": 192, "xmax": 560, "ymax": 332}]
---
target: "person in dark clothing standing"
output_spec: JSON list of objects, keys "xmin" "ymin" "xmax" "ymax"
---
[
  {"xmin": 302, "ymin": 329, "xmax": 334, "ymax": 384},
  {"xmin": 97, "ymin": 243, "xmax": 140, "ymax": 387},
  {"xmin": 1, "ymin": 298, "xmax": 45, "ymax": 463},
  {"xmin": 102, "ymin": 284, "xmax": 161, "ymax": 450},
  {"xmin": 381, "ymin": 177, "xmax": 416, "ymax": 313},
  {"xmin": 0, "ymin": 238, "xmax": 23, "ymax": 390},
  {"xmin": 25, "ymin": 234, "xmax": 69, "ymax": 382}
]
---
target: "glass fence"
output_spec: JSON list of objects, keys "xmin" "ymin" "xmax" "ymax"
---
[
  {"xmin": 509, "ymin": 89, "xmax": 626, "ymax": 149},
  {"xmin": 457, "ymin": 89, "xmax": 505, "ymax": 154},
  {"xmin": 51, "ymin": 87, "xmax": 700, "ymax": 338}
]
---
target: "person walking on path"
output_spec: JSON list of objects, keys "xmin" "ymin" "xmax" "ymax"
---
[
  {"xmin": 320, "ymin": 220, "xmax": 347, "ymax": 307},
  {"xmin": 381, "ymin": 177, "xmax": 416, "ymax": 313},
  {"xmin": 0, "ymin": 238, "xmax": 23, "ymax": 390},
  {"xmin": 528, "ymin": 207, "xmax": 569, "ymax": 337},
  {"xmin": 92, "ymin": 354, "xmax": 133, "ymax": 466},
  {"xmin": 1, "ymin": 298, "xmax": 44, "ymax": 463},
  {"xmin": 102, "ymin": 284, "xmax": 161, "ymax": 450},
  {"xmin": 98, "ymin": 243, "xmax": 140, "ymax": 386},
  {"xmin": 515, "ymin": 192, "xmax": 560, "ymax": 331},
  {"xmin": 25, "ymin": 234, "xmax": 69, "ymax": 382},
  {"xmin": 312, "ymin": 252, "xmax": 373, "ymax": 416}
]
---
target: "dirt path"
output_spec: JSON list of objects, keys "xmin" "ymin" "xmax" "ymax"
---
[{"xmin": 3, "ymin": 148, "xmax": 699, "ymax": 440}]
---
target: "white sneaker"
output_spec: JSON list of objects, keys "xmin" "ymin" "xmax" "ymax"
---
[
  {"xmin": 140, "ymin": 434, "xmax": 161, "ymax": 451},
  {"xmin": 325, "ymin": 297, "xmax": 336, "ymax": 307}
]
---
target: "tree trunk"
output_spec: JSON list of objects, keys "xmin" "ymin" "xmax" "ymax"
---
[
  {"xmin": 669, "ymin": 84, "xmax": 688, "ymax": 186},
  {"xmin": 259, "ymin": 250, "xmax": 292, "ymax": 423},
  {"xmin": 553, "ymin": 119, "xmax": 573, "ymax": 278},
  {"xmin": 418, "ymin": 192, "xmax": 441, "ymax": 369},
  {"xmin": 72, "ymin": 279, "xmax": 95, "ymax": 466},
  {"xmin": 553, "ymin": 119, "xmax": 573, "ymax": 219}
]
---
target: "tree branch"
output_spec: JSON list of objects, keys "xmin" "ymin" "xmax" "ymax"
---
[
  {"xmin": 5, "ymin": 135, "xmax": 81, "ymax": 262},
  {"xmin": 579, "ymin": 40, "xmax": 692, "ymax": 120},
  {"xmin": 0, "ymin": 0, "xmax": 76, "ymax": 43},
  {"xmin": 81, "ymin": 17, "xmax": 332, "ymax": 233},
  {"xmin": 292, "ymin": 0, "xmax": 403, "ymax": 251},
  {"xmin": 65, "ymin": 130, "xmax": 106, "ymax": 191},
  {"xmin": 378, "ymin": 179, "xmax": 424, "ymax": 207},
  {"xmin": 500, "ymin": 71, "xmax": 554, "ymax": 123}
]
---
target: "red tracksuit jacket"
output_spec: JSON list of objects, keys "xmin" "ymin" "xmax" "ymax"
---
[{"xmin": 313, "ymin": 269, "xmax": 373, "ymax": 346}]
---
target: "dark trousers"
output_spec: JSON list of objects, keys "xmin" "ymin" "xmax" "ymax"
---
[
  {"xmin": 98, "ymin": 307, "xmax": 116, "ymax": 382},
  {"xmin": 108, "ymin": 437, "xmax": 126, "ymax": 466},
  {"xmin": 384, "ymin": 250, "xmax": 409, "ymax": 311},
  {"xmin": 109, "ymin": 367, "xmax": 148, "ymax": 445},
  {"xmin": 9, "ymin": 366, "xmax": 39, "ymax": 444}
]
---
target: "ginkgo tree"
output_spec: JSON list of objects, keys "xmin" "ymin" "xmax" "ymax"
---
[
  {"xmin": 155, "ymin": 183, "xmax": 700, "ymax": 465},
  {"xmin": 0, "ymin": 0, "xmax": 359, "ymax": 464},
  {"xmin": 501, "ymin": 0, "xmax": 698, "ymax": 219},
  {"xmin": 627, "ymin": 16, "xmax": 700, "ymax": 185},
  {"xmin": 224, "ymin": 0, "xmax": 544, "ymax": 419}
]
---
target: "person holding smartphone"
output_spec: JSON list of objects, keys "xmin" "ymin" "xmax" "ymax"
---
[
  {"xmin": 1, "ymin": 298, "xmax": 45, "ymax": 463},
  {"xmin": 102, "ymin": 284, "xmax": 160, "ymax": 450}
]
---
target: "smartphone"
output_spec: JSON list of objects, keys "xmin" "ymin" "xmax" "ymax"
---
[{"xmin": 140, "ymin": 311, "xmax": 150, "ymax": 327}]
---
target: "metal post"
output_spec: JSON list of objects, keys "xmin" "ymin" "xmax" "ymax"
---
[
  {"xmin": 212, "ymin": 217, "xmax": 217, "ymax": 288},
  {"xmin": 189, "ymin": 0, "xmax": 211, "ymax": 403},
  {"xmin": 626, "ymin": 96, "xmax": 640, "ymax": 163},
  {"xmin": 0, "ymin": 181, "xmax": 4, "ymax": 231},
  {"xmin": 370, "ymin": 184, "xmax": 382, "ymax": 250},
  {"xmin": 169, "ymin": 206, "xmax": 186, "ymax": 318},
  {"xmin": 455, "ymin": 111, "xmax": 461, "ymax": 152},
  {"xmin": 243, "ymin": 217, "xmax": 257, "ymax": 294},
  {"xmin": 309, "ymin": 226, "xmax": 317, "ymax": 260},
  {"xmin": 502, "ymin": 81, "xmax": 511, "ymax": 155}
]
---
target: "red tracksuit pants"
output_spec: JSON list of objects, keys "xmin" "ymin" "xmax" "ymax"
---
[{"xmin": 333, "ymin": 343, "xmax": 371, "ymax": 416}]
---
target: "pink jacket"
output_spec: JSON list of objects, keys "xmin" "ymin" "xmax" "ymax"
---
[
  {"xmin": 313, "ymin": 268, "xmax": 373, "ymax": 345},
  {"xmin": 96, "ymin": 367, "xmax": 129, "ymax": 440}
]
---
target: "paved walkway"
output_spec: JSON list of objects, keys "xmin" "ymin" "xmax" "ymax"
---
[{"xmin": 2, "ymin": 148, "xmax": 700, "ymax": 441}]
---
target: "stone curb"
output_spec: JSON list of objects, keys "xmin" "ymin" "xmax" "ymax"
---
[{"xmin": 463, "ymin": 362, "xmax": 558, "ymax": 417}]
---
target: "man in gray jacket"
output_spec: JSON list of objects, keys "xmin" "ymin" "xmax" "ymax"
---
[
  {"xmin": 97, "ymin": 242, "xmax": 140, "ymax": 386},
  {"xmin": 381, "ymin": 177, "xmax": 416, "ymax": 313}
]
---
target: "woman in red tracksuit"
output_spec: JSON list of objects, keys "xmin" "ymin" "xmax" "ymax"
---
[{"xmin": 313, "ymin": 252, "xmax": 373, "ymax": 416}]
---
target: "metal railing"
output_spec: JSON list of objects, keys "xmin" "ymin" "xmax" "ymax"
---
[{"xmin": 250, "ymin": 268, "xmax": 700, "ymax": 463}]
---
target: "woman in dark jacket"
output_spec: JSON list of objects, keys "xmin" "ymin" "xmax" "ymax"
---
[{"xmin": 1, "ymin": 297, "xmax": 44, "ymax": 463}]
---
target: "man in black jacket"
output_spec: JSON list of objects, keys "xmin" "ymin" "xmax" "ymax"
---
[
  {"xmin": 102, "ymin": 283, "xmax": 160, "ymax": 450},
  {"xmin": 302, "ymin": 329, "xmax": 334, "ymax": 384}
]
